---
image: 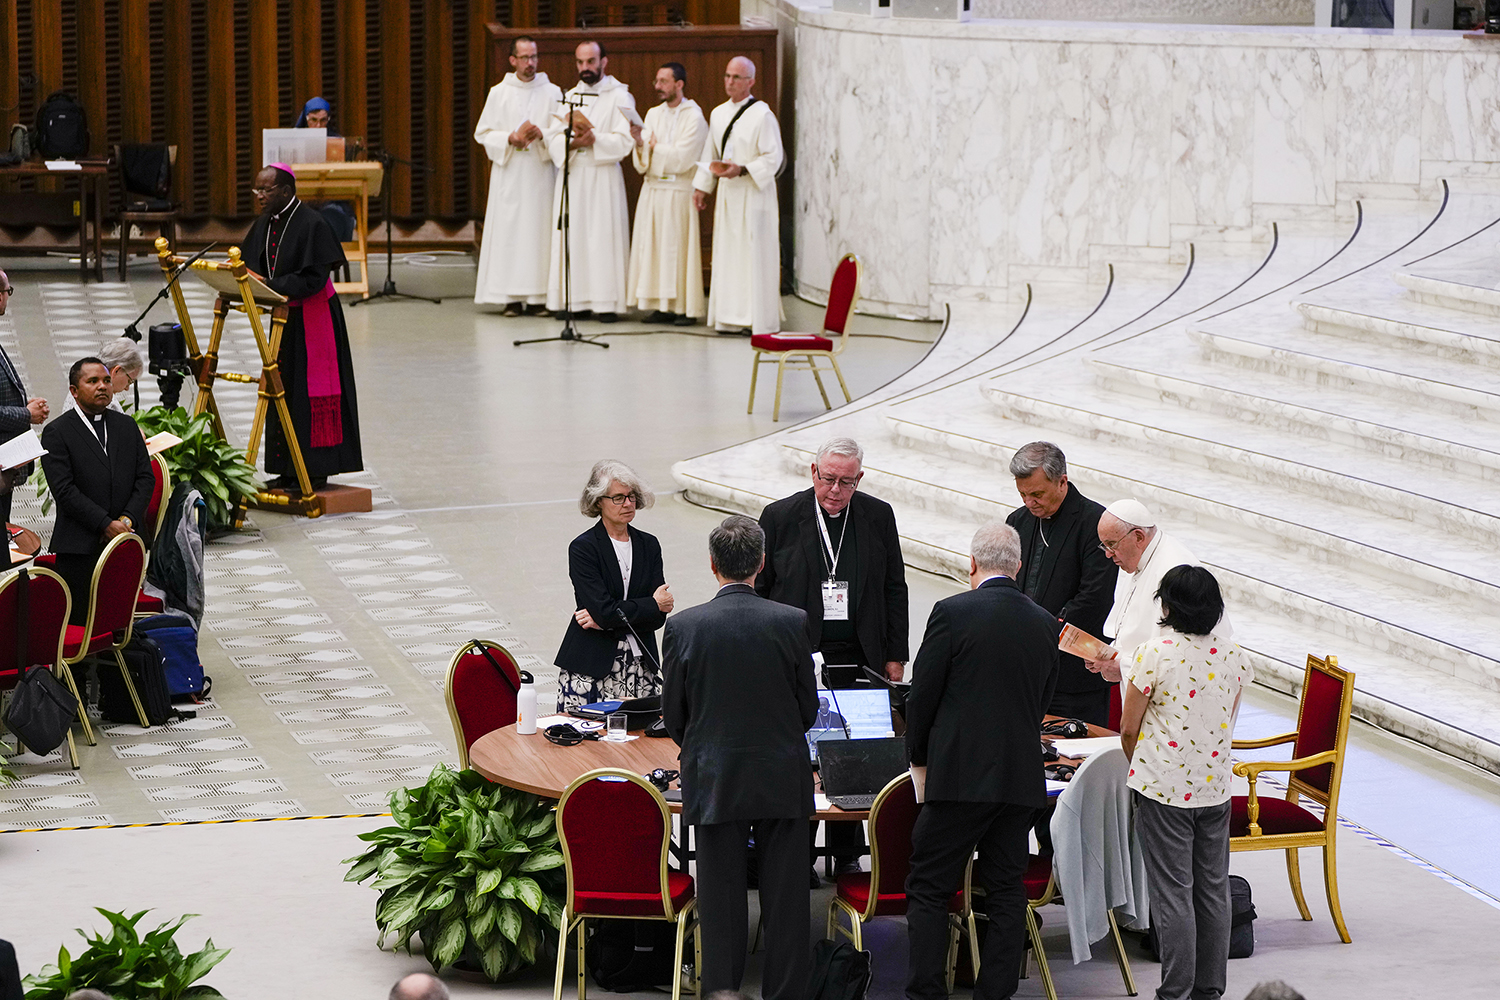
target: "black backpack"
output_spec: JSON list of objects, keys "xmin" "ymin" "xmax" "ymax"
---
[
  {"xmin": 584, "ymin": 920, "xmax": 680, "ymax": 992},
  {"xmin": 34, "ymin": 91, "xmax": 89, "ymax": 159},
  {"xmin": 807, "ymin": 939, "xmax": 872, "ymax": 1000},
  {"xmin": 98, "ymin": 633, "xmax": 185, "ymax": 727},
  {"xmin": 1144, "ymin": 874, "xmax": 1257, "ymax": 960}
]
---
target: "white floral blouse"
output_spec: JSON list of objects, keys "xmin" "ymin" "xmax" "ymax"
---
[{"xmin": 1122, "ymin": 628, "xmax": 1252, "ymax": 808}]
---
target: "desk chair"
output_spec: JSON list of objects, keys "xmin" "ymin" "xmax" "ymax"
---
[
  {"xmin": 0, "ymin": 568, "xmax": 80, "ymax": 766},
  {"xmin": 445, "ymin": 639, "xmax": 522, "ymax": 769},
  {"xmin": 748, "ymin": 253, "xmax": 862, "ymax": 421},
  {"xmin": 1231, "ymin": 653, "xmax": 1355, "ymax": 943},
  {"xmin": 827, "ymin": 772, "xmax": 977, "ymax": 991},
  {"xmin": 61, "ymin": 533, "xmax": 152, "ymax": 729},
  {"xmin": 554, "ymin": 768, "xmax": 700, "ymax": 1000},
  {"xmin": 115, "ymin": 143, "xmax": 178, "ymax": 279}
]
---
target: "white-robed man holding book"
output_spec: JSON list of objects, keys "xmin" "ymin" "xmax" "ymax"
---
[{"xmin": 693, "ymin": 57, "xmax": 784, "ymax": 336}]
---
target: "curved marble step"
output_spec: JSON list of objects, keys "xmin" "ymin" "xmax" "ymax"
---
[
  {"xmin": 1296, "ymin": 302, "xmax": 1500, "ymax": 367},
  {"xmin": 1394, "ymin": 270, "xmax": 1500, "ymax": 318},
  {"xmin": 1187, "ymin": 330, "xmax": 1500, "ymax": 419}
]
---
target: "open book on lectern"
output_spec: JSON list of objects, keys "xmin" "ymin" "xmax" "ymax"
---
[{"xmin": 191, "ymin": 266, "xmax": 288, "ymax": 304}]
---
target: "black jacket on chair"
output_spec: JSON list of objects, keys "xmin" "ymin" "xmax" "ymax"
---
[
  {"xmin": 663, "ymin": 583, "xmax": 819, "ymax": 827},
  {"xmin": 40, "ymin": 408, "xmax": 154, "ymax": 555},
  {"xmin": 553, "ymin": 521, "xmax": 666, "ymax": 681},
  {"xmin": 1006, "ymin": 482, "xmax": 1117, "ymax": 695},
  {"xmin": 905, "ymin": 576, "xmax": 1059, "ymax": 808},
  {"xmin": 755, "ymin": 487, "xmax": 909, "ymax": 666}
]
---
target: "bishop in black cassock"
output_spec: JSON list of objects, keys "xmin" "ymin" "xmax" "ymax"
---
[{"xmin": 244, "ymin": 163, "xmax": 363, "ymax": 488}]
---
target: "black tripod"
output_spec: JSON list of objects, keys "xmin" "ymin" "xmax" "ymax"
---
[
  {"xmin": 515, "ymin": 91, "xmax": 607, "ymax": 348},
  {"xmin": 350, "ymin": 150, "xmax": 441, "ymax": 307}
]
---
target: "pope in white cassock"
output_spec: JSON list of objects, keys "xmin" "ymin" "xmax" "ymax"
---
[
  {"xmin": 545, "ymin": 41, "xmax": 636, "ymax": 322},
  {"xmin": 473, "ymin": 37, "xmax": 561, "ymax": 314},
  {"xmin": 693, "ymin": 57, "xmax": 784, "ymax": 336},
  {"xmin": 627, "ymin": 62, "xmax": 708, "ymax": 325}
]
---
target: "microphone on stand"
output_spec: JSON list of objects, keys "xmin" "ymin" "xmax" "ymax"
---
[{"xmin": 814, "ymin": 651, "xmax": 852, "ymax": 740}]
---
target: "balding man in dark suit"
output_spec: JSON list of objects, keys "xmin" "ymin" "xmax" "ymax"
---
[
  {"xmin": 904, "ymin": 521, "xmax": 1060, "ymax": 1000},
  {"xmin": 664, "ymin": 514, "xmax": 819, "ymax": 1000}
]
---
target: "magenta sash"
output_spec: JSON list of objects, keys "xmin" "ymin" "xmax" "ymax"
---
[{"xmin": 293, "ymin": 279, "xmax": 343, "ymax": 448}]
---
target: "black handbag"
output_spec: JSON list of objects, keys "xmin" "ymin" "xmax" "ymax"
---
[{"xmin": 4, "ymin": 571, "xmax": 77, "ymax": 755}]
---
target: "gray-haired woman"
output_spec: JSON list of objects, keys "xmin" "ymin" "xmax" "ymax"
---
[{"xmin": 552, "ymin": 460, "xmax": 674, "ymax": 712}]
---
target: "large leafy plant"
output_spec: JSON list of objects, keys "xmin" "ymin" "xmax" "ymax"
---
[
  {"xmin": 23, "ymin": 908, "xmax": 228, "ymax": 999},
  {"xmin": 344, "ymin": 764, "xmax": 566, "ymax": 981},
  {"xmin": 131, "ymin": 406, "xmax": 262, "ymax": 529}
]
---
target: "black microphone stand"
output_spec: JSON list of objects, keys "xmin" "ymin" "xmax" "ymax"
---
[
  {"xmin": 515, "ymin": 90, "xmax": 608, "ymax": 349},
  {"xmin": 350, "ymin": 149, "xmax": 441, "ymax": 307}
]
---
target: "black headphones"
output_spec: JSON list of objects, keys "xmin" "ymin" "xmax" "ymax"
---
[
  {"xmin": 544, "ymin": 723, "xmax": 601, "ymax": 747},
  {"xmin": 644, "ymin": 768, "xmax": 679, "ymax": 791}
]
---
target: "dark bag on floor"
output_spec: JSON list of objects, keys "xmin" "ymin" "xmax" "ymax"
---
[
  {"xmin": 98, "ymin": 634, "xmax": 177, "ymax": 726},
  {"xmin": 3, "ymin": 666, "xmax": 78, "ymax": 755},
  {"xmin": 1229, "ymin": 874, "xmax": 1257, "ymax": 958},
  {"xmin": 34, "ymin": 91, "xmax": 89, "ymax": 159},
  {"xmin": 585, "ymin": 919, "xmax": 679, "ymax": 992},
  {"xmin": 807, "ymin": 939, "xmax": 872, "ymax": 1000},
  {"xmin": 134, "ymin": 614, "xmax": 206, "ymax": 698}
]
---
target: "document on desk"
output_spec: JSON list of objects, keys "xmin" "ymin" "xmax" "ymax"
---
[
  {"xmin": 1049, "ymin": 737, "xmax": 1123, "ymax": 758},
  {"xmin": 1046, "ymin": 779, "xmax": 1070, "ymax": 797},
  {"xmin": 0, "ymin": 429, "xmax": 46, "ymax": 470},
  {"xmin": 45, "ymin": 160, "xmax": 82, "ymax": 171}
]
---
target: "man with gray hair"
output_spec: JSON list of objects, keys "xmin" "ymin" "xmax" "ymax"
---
[
  {"xmin": 389, "ymin": 972, "xmax": 449, "ymax": 1000},
  {"xmin": 904, "ymin": 521, "xmax": 1060, "ymax": 1000},
  {"xmin": 1004, "ymin": 441, "xmax": 1117, "ymax": 725},
  {"xmin": 664, "ymin": 515, "xmax": 818, "ymax": 1000}
]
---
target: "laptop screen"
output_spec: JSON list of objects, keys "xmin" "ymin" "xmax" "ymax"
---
[{"xmin": 818, "ymin": 737, "xmax": 908, "ymax": 797}]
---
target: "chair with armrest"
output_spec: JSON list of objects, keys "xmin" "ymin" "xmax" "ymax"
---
[
  {"xmin": 0, "ymin": 567, "xmax": 81, "ymax": 765},
  {"xmin": 61, "ymin": 533, "xmax": 152, "ymax": 729},
  {"xmin": 135, "ymin": 453, "xmax": 171, "ymax": 616},
  {"xmin": 115, "ymin": 143, "xmax": 178, "ymax": 280},
  {"xmin": 445, "ymin": 639, "xmax": 522, "ymax": 769},
  {"xmin": 748, "ymin": 252, "xmax": 862, "ymax": 422},
  {"xmin": 554, "ymin": 768, "xmax": 700, "ymax": 1000},
  {"xmin": 827, "ymin": 772, "xmax": 977, "ymax": 991},
  {"xmin": 1230, "ymin": 652, "xmax": 1354, "ymax": 944}
]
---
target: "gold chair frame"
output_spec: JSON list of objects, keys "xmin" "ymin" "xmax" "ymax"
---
[
  {"xmin": 444, "ymin": 638, "xmax": 521, "ymax": 770},
  {"xmin": 748, "ymin": 253, "xmax": 862, "ymax": 422},
  {"xmin": 1, "ymin": 567, "xmax": 80, "ymax": 767},
  {"xmin": 154, "ymin": 237, "xmax": 325, "ymax": 522},
  {"xmin": 1018, "ymin": 859, "xmax": 1138, "ymax": 1000},
  {"xmin": 62, "ymin": 533, "xmax": 151, "ymax": 730},
  {"xmin": 826, "ymin": 772, "xmax": 979, "ymax": 993},
  {"xmin": 1231, "ymin": 652, "xmax": 1355, "ymax": 944},
  {"xmin": 554, "ymin": 767, "xmax": 701, "ymax": 1000}
]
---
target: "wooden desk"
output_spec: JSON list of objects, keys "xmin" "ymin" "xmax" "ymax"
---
[
  {"xmin": 7, "ymin": 523, "xmax": 40, "ymax": 566},
  {"xmin": 284, "ymin": 161, "xmax": 385, "ymax": 298},
  {"xmin": 0, "ymin": 160, "xmax": 109, "ymax": 281}
]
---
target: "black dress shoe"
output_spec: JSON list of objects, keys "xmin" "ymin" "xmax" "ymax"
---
[
  {"xmin": 646, "ymin": 310, "xmax": 674, "ymax": 323},
  {"xmin": 673, "ymin": 314, "xmax": 698, "ymax": 326},
  {"xmin": 596, "ymin": 312, "xmax": 619, "ymax": 323},
  {"xmin": 501, "ymin": 302, "xmax": 523, "ymax": 317},
  {"xmin": 810, "ymin": 867, "xmax": 823, "ymax": 888},
  {"xmin": 525, "ymin": 304, "xmax": 549, "ymax": 316}
]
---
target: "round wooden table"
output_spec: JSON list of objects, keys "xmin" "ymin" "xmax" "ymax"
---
[{"xmin": 468, "ymin": 723, "xmax": 870, "ymax": 820}]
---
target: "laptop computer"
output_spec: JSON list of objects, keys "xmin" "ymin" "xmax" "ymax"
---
[{"xmin": 818, "ymin": 736, "xmax": 908, "ymax": 810}]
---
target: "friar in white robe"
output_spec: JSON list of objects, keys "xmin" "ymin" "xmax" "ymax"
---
[
  {"xmin": 693, "ymin": 57, "xmax": 784, "ymax": 335},
  {"xmin": 544, "ymin": 42, "xmax": 636, "ymax": 320},
  {"xmin": 626, "ymin": 63, "xmax": 709, "ymax": 323},
  {"xmin": 472, "ymin": 38, "xmax": 562, "ymax": 311}
]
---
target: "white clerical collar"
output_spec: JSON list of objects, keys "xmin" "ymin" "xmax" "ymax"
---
[
  {"xmin": 1130, "ymin": 530, "xmax": 1163, "ymax": 578},
  {"xmin": 272, "ymin": 197, "xmax": 300, "ymax": 221},
  {"xmin": 979, "ymin": 573, "xmax": 1011, "ymax": 586},
  {"xmin": 729, "ymin": 95, "xmax": 754, "ymax": 109}
]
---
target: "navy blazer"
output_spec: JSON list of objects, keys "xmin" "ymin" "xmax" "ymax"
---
[
  {"xmin": 40, "ymin": 408, "xmax": 155, "ymax": 555},
  {"xmin": 663, "ymin": 583, "xmax": 819, "ymax": 826},
  {"xmin": 553, "ymin": 521, "xmax": 666, "ymax": 680}
]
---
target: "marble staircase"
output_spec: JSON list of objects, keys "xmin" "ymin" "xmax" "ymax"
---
[{"xmin": 673, "ymin": 185, "xmax": 1500, "ymax": 774}]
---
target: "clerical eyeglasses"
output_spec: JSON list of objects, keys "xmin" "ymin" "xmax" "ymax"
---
[{"xmin": 815, "ymin": 473, "xmax": 859, "ymax": 490}]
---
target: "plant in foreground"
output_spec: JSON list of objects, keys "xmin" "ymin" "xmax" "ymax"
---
[
  {"xmin": 23, "ymin": 907, "xmax": 228, "ymax": 1000},
  {"xmin": 344, "ymin": 764, "xmax": 566, "ymax": 980},
  {"xmin": 131, "ymin": 406, "xmax": 261, "ymax": 529}
]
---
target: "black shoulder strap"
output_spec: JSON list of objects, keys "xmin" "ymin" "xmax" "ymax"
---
[
  {"xmin": 718, "ymin": 96, "xmax": 758, "ymax": 158},
  {"xmin": 16, "ymin": 568, "xmax": 30, "ymax": 674},
  {"xmin": 472, "ymin": 641, "xmax": 519, "ymax": 696}
]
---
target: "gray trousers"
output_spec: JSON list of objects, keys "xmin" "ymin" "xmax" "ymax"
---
[{"xmin": 1134, "ymin": 793, "xmax": 1232, "ymax": 1000}]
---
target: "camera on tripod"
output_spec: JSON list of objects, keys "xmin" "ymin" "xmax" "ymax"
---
[{"xmin": 147, "ymin": 322, "xmax": 193, "ymax": 410}]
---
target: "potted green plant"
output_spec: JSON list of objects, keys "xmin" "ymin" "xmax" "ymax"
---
[
  {"xmin": 22, "ymin": 908, "xmax": 229, "ymax": 999},
  {"xmin": 344, "ymin": 764, "xmax": 566, "ymax": 982}
]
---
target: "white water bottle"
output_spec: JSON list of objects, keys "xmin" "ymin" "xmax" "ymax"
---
[{"xmin": 516, "ymin": 670, "xmax": 537, "ymax": 735}]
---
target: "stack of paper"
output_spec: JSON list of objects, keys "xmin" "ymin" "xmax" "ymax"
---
[{"xmin": 0, "ymin": 430, "xmax": 46, "ymax": 471}]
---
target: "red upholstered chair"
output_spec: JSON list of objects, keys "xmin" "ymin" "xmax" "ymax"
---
[
  {"xmin": 1231, "ymin": 652, "xmax": 1354, "ymax": 943},
  {"xmin": 62, "ymin": 533, "xmax": 152, "ymax": 729},
  {"xmin": 135, "ymin": 453, "xmax": 171, "ymax": 616},
  {"xmin": 827, "ymin": 772, "xmax": 977, "ymax": 991},
  {"xmin": 1017, "ymin": 852, "xmax": 1137, "ymax": 1000},
  {"xmin": 554, "ymin": 768, "xmax": 699, "ymax": 1000},
  {"xmin": 445, "ymin": 639, "xmax": 522, "ymax": 768},
  {"xmin": 0, "ymin": 567, "xmax": 83, "ymax": 766},
  {"xmin": 748, "ymin": 252, "xmax": 862, "ymax": 421}
]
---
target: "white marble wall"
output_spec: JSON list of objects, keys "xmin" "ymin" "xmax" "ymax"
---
[
  {"xmin": 974, "ymin": 0, "xmax": 1314, "ymax": 25},
  {"xmin": 761, "ymin": 1, "xmax": 1500, "ymax": 316}
]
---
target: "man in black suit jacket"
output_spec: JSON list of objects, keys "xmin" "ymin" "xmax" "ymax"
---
[
  {"xmin": 1006, "ymin": 441, "xmax": 1117, "ymax": 726},
  {"xmin": 41, "ymin": 357, "xmax": 154, "ymax": 623},
  {"xmin": 664, "ymin": 514, "xmax": 818, "ymax": 1000},
  {"xmin": 904, "ymin": 521, "xmax": 1059, "ymax": 1000},
  {"xmin": 0, "ymin": 269, "xmax": 53, "ymax": 526}
]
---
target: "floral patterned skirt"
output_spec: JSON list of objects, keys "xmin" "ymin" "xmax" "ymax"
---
[{"xmin": 556, "ymin": 638, "xmax": 659, "ymax": 713}]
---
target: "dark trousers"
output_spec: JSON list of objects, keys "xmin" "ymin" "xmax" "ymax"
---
[
  {"xmin": 1047, "ymin": 685, "xmax": 1111, "ymax": 728},
  {"xmin": 696, "ymin": 818, "xmax": 810, "ymax": 1000},
  {"xmin": 53, "ymin": 551, "xmax": 102, "ymax": 625},
  {"xmin": 906, "ymin": 800, "xmax": 1033, "ymax": 1000},
  {"xmin": 1134, "ymin": 795, "xmax": 1232, "ymax": 1000}
]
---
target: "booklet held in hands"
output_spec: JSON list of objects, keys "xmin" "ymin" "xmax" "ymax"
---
[
  {"xmin": 0, "ymin": 429, "xmax": 46, "ymax": 471},
  {"xmin": 1058, "ymin": 623, "xmax": 1118, "ymax": 662}
]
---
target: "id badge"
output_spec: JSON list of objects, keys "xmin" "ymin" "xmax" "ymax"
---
[{"xmin": 821, "ymin": 580, "xmax": 850, "ymax": 620}]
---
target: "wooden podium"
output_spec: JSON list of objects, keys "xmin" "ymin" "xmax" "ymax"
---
[
  {"xmin": 155, "ymin": 237, "xmax": 370, "ymax": 522},
  {"xmin": 286, "ymin": 160, "xmax": 385, "ymax": 299}
]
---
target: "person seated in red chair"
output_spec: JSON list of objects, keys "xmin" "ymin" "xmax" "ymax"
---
[{"xmin": 40, "ymin": 357, "xmax": 154, "ymax": 624}]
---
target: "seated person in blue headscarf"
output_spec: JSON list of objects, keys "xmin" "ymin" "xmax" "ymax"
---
[{"xmin": 295, "ymin": 96, "xmax": 357, "ymax": 243}]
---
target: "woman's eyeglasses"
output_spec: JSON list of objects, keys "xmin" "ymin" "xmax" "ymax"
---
[{"xmin": 602, "ymin": 492, "xmax": 640, "ymax": 506}]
